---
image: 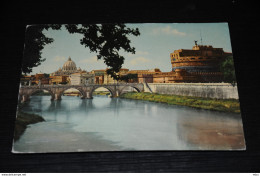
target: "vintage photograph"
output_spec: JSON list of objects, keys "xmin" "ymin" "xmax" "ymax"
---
[{"xmin": 13, "ymin": 23, "xmax": 245, "ymax": 153}]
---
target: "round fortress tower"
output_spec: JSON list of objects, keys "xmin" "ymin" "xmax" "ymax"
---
[{"xmin": 170, "ymin": 42, "xmax": 232, "ymax": 73}]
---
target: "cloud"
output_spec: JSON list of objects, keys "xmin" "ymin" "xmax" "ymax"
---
[
  {"xmin": 54, "ymin": 56, "xmax": 66, "ymax": 62},
  {"xmin": 152, "ymin": 26, "xmax": 186, "ymax": 36},
  {"xmin": 79, "ymin": 56, "xmax": 99, "ymax": 63},
  {"xmin": 129, "ymin": 57, "xmax": 151, "ymax": 66}
]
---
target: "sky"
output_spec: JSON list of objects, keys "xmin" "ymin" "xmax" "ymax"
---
[{"xmin": 30, "ymin": 23, "xmax": 232, "ymax": 74}]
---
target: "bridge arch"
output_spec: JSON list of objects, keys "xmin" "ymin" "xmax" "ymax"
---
[
  {"xmin": 61, "ymin": 87, "xmax": 86, "ymax": 98},
  {"xmin": 29, "ymin": 88, "xmax": 55, "ymax": 100},
  {"xmin": 119, "ymin": 85, "xmax": 141, "ymax": 95},
  {"xmin": 90, "ymin": 86, "xmax": 115, "ymax": 98}
]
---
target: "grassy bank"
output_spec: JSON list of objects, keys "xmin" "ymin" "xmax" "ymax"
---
[
  {"xmin": 120, "ymin": 92, "xmax": 241, "ymax": 113},
  {"xmin": 14, "ymin": 111, "xmax": 45, "ymax": 141}
]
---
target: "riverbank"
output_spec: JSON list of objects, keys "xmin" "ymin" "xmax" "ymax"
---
[
  {"xmin": 120, "ymin": 92, "xmax": 241, "ymax": 113},
  {"xmin": 93, "ymin": 91, "xmax": 110, "ymax": 96},
  {"xmin": 14, "ymin": 111, "xmax": 45, "ymax": 141}
]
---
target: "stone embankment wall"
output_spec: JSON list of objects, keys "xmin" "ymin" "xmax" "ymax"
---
[{"xmin": 145, "ymin": 83, "xmax": 239, "ymax": 99}]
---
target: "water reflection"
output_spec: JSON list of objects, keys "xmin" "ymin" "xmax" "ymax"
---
[
  {"xmin": 176, "ymin": 111, "xmax": 245, "ymax": 150},
  {"xmin": 14, "ymin": 95, "xmax": 245, "ymax": 152}
]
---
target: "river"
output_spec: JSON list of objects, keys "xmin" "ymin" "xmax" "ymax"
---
[{"xmin": 13, "ymin": 95, "xmax": 245, "ymax": 153}]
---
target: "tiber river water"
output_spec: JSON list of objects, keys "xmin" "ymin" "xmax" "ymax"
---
[{"xmin": 13, "ymin": 95, "xmax": 245, "ymax": 153}]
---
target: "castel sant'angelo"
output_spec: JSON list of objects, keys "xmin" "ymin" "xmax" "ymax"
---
[{"xmin": 166, "ymin": 41, "xmax": 232, "ymax": 83}]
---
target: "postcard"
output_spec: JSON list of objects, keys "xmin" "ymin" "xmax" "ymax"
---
[{"xmin": 13, "ymin": 23, "xmax": 245, "ymax": 153}]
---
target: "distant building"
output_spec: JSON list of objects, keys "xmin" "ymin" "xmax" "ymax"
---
[
  {"xmin": 21, "ymin": 73, "xmax": 51, "ymax": 85},
  {"xmin": 128, "ymin": 68, "xmax": 161, "ymax": 75},
  {"xmin": 128, "ymin": 68, "xmax": 161, "ymax": 83},
  {"xmin": 20, "ymin": 75, "xmax": 35, "ymax": 85},
  {"xmin": 69, "ymin": 71, "xmax": 95, "ymax": 85},
  {"xmin": 103, "ymin": 68, "xmax": 129, "ymax": 84},
  {"xmin": 152, "ymin": 70, "xmax": 198, "ymax": 83},
  {"xmin": 49, "ymin": 75, "xmax": 68, "ymax": 85},
  {"xmin": 91, "ymin": 69, "xmax": 106, "ymax": 84},
  {"xmin": 35, "ymin": 72, "xmax": 44, "ymax": 81},
  {"xmin": 31, "ymin": 72, "xmax": 50, "ymax": 85},
  {"xmin": 90, "ymin": 68, "xmax": 130, "ymax": 84}
]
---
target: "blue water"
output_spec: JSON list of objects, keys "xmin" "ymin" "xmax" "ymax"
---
[{"xmin": 13, "ymin": 95, "xmax": 245, "ymax": 153}]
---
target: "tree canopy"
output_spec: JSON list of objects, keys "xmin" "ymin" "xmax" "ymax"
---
[
  {"xmin": 22, "ymin": 24, "xmax": 140, "ymax": 79},
  {"xmin": 120, "ymin": 73, "xmax": 138, "ymax": 82},
  {"xmin": 220, "ymin": 56, "xmax": 237, "ymax": 85},
  {"xmin": 22, "ymin": 25, "xmax": 57, "ymax": 74}
]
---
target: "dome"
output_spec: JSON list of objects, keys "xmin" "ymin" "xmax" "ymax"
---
[{"xmin": 62, "ymin": 57, "xmax": 77, "ymax": 71}]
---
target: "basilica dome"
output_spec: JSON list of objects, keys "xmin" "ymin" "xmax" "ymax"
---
[
  {"xmin": 62, "ymin": 57, "xmax": 77, "ymax": 71},
  {"xmin": 50, "ymin": 56, "xmax": 81, "ymax": 76}
]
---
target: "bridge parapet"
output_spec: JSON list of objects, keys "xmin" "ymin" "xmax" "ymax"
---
[
  {"xmin": 19, "ymin": 83, "xmax": 144, "ymax": 102},
  {"xmin": 21, "ymin": 83, "xmax": 144, "ymax": 88}
]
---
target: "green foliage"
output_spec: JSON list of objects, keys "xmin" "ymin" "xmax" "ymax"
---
[
  {"xmin": 120, "ymin": 92, "xmax": 241, "ymax": 113},
  {"xmin": 120, "ymin": 74, "xmax": 138, "ymax": 82},
  {"xmin": 22, "ymin": 24, "xmax": 140, "ymax": 80},
  {"xmin": 44, "ymin": 73, "xmax": 49, "ymax": 78},
  {"xmin": 22, "ymin": 25, "xmax": 62, "ymax": 74},
  {"xmin": 220, "ymin": 56, "xmax": 236, "ymax": 85},
  {"xmin": 64, "ymin": 24, "xmax": 140, "ymax": 80},
  {"xmin": 93, "ymin": 91, "xmax": 110, "ymax": 96}
]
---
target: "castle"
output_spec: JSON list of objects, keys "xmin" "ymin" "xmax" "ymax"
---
[{"xmin": 167, "ymin": 41, "xmax": 232, "ymax": 82}]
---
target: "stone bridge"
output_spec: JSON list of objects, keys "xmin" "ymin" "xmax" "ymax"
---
[{"xmin": 18, "ymin": 83, "xmax": 144, "ymax": 102}]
